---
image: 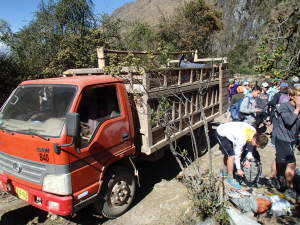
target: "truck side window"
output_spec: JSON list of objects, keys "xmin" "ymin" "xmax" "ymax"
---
[{"xmin": 78, "ymin": 85, "xmax": 121, "ymax": 146}]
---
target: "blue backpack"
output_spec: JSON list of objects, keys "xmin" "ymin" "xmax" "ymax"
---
[{"xmin": 230, "ymin": 98, "xmax": 245, "ymax": 121}]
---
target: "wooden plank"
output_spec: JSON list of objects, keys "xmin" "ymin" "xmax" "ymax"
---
[
  {"xmin": 63, "ymin": 68, "xmax": 104, "ymax": 76},
  {"xmin": 145, "ymin": 113, "xmax": 219, "ymax": 155},
  {"xmin": 147, "ymin": 81, "xmax": 219, "ymax": 98},
  {"xmin": 97, "ymin": 47, "xmax": 105, "ymax": 69},
  {"xmin": 219, "ymin": 64, "xmax": 223, "ymax": 114}
]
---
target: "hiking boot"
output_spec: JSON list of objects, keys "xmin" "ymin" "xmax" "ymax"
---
[
  {"xmin": 284, "ymin": 188, "xmax": 297, "ymax": 200},
  {"xmin": 225, "ymin": 177, "xmax": 241, "ymax": 189},
  {"xmin": 219, "ymin": 170, "xmax": 228, "ymax": 177}
]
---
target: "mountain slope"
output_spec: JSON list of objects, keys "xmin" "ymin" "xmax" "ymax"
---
[
  {"xmin": 112, "ymin": 0, "xmax": 268, "ymax": 54},
  {"xmin": 112, "ymin": 0, "xmax": 189, "ymax": 25}
]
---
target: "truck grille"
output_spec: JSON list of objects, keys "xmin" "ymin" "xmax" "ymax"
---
[{"xmin": 0, "ymin": 152, "xmax": 47, "ymax": 184}]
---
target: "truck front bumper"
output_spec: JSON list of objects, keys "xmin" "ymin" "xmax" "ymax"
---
[{"xmin": 0, "ymin": 174, "xmax": 73, "ymax": 216}]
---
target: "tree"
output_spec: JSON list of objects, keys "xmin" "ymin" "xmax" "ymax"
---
[
  {"xmin": 255, "ymin": 1, "xmax": 300, "ymax": 79},
  {"xmin": 123, "ymin": 22, "xmax": 157, "ymax": 51},
  {"xmin": 157, "ymin": 0, "xmax": 222, "ymax": 54}
]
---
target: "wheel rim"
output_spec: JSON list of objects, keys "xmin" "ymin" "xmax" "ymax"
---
[{"xmin": 110, "ymin": 180, "xmax": 131, "ymax": 206}]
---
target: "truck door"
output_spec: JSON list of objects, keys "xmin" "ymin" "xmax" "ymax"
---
[{"xmin": 71, "ymin": 84, "xmax": 133, "ymax": 200}]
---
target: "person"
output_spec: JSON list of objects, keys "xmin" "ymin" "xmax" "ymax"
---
[
  {"xmin": 268, "ymin": 82, "xmax": 290, "ymax": 143},
  {"xmin": 271, "ymin": 86, "xmax": 300, "ymax": 199},
  {"xmin": 216, "ymin": 122, "xmax": 268, "ymax": 189},
  {"xmin": 227, "ymin": 79, "xmax": 235, "ymax": 104},
  {"xmin": 267, "ymin": 81, "xmax": 280, "ymax": 102},
  {"xmin": 255, "ymin": 82, "xmax": 269, "ymax": 129},
  {"xmin": 239, "ymin": 86, "xmax": 261, "ymax": 126},
  {"xmin": 269, "ymin": 82, "xmax": 290, "ymax": 107},
  {"xmin": 229, "ymin": 86, "xmax": 245, "ymax": 121},
  {"xmin": 242, "ymin": 81, "xmax": 251, "ymax": 95},
  {"xmin": 231, "ymin": 85, "xmax": 245, "ymax": 105},
  {"xmin": 291, "ymin": 76, "xmax": 299, "ymax": 86}
]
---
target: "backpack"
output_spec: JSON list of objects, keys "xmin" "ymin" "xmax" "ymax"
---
[
  {"xmin": 278, "ymin": 93, "xmax": 290, "ymax": 104},
  {"xmin": 240, "ymin": 158, "xmax": 262, "ymax": 187},
  {"xmin": 230, "ymin": 96, "xmax": 249, "ymax": 121},
  {"xmin": 238, "ymin": 148, "xmax": 262, "ymax": 187},
  {"xmin": 230, "ymin": 98, "xmax": 244, "ymax": 121}
]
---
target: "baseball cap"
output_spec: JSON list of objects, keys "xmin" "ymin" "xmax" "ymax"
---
[
  {"xmin": 280, "ymin": 82, "xmax": 289, "ymax": 87},
  {"xmin": 243, "ymin": 81, "xmax": 249, "ymax": 86},
  {"xmin": 261, "ymin": 82, "xmax": 269, "ymax": 88}
]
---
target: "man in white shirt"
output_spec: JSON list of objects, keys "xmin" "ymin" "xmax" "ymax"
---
[{"xmin": 216, "ymin": 122, "xmax": 268, "ymax": 189}]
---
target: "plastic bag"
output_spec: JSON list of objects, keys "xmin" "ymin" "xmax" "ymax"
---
[{"xmin": 269, "ymin": 195, "xmax": 291, "ymax": 216}]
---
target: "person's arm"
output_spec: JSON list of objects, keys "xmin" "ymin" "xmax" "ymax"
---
[
  {"xmin": 234, "ymin": 140, "xmax": 245, "ymax": 170},
  {"xmin": 278, "ymin": 104, "xmax": 299, "ymax": 126},
  {"xmin": 269, "ymin": 92, "xmax": 280, "ymax": 106},
  {"xmin": 240, "ymin": 97, "xmax": 255, "ymax": 114}
]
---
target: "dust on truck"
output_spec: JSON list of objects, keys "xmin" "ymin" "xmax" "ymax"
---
[{"xmin": 0, "ymin": 56, "xmax": 228, "ymax": 218}]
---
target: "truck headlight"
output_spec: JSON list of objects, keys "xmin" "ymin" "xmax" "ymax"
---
[{"xmin": 42, "ymin": 174, "xmax": 72, "ymax": 195}]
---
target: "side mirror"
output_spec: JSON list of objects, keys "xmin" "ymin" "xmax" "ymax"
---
[
  {"xmin": 54, "ymin": 113, "xmax": 81, "ymax": 155},
  {"xmin": 66, "ymin": 113, "xmax": 80, "ymax": 137}
]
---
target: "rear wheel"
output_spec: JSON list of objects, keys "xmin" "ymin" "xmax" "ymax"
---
[{"xmin": 94, "ymin": 166, "xmax": 136, "ymax": 219}]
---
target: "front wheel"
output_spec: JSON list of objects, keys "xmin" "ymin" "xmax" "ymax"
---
[{"xmin": 94, "ymin": 166, "xmax": 136, "ymax": 219}]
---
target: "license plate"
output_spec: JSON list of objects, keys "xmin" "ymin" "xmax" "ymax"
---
[{"xmin": 16, "ymin": 187, "xmax": 28, "ymax": 201}]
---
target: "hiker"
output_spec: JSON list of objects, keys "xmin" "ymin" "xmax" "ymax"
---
[
  {"xmin": 229, "ymin": 86, "xmax": 245, "ymax": 121},
  {"xmin": 270, "ymin": 86, "xmax": 300, "ymax": 199},
  {"xmin": 239, "ymin": 86, "xmax": 261, "ymax": 126},
  {"xmin": 268, "ymin": 83, "xmax": 290, "ymax": 140},
  {"xmin": 291, "ymin": 76, "xmax": 299, "ymax": 87},
  {"xmin": 215, "ymin": 122, "xmax": 268, "ymax": 189},
  {"xmin": 255, "ymin": 82, "xmax": 269, "ymax": 129},
  {"xmin": 242, "ymin": 81, "xmax": 251, "ymax": 95},
  {"xmin": 269, "ymin": 82, "xmax": 290, "ymax": 108},
  {"xmin": 227, "ymin": 79, "xmax": 235, "ymax": 103},
  {"xmin": 267, "ymin": 81, "xmax": 280, "ymax": 102}
]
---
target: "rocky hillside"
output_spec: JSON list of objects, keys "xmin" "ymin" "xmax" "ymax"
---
[
  {"xmin": 112, "ymin": 0, "xmax": 295, "ymax": 55},
  {"xmin": 112, "ymin": 0, "xmax": 188, "ymax": 25}
]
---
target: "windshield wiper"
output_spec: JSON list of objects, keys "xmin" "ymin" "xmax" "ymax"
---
[{"xmin": 17, "ymin": 129, "xmax": 49, "ymax": 141}]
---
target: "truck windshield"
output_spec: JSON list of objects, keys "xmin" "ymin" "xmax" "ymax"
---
[{"xmin": 0, "ymin": 85, "xmax": 77, "ymax": 138}]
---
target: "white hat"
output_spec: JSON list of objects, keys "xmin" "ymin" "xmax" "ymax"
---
[
  {"xmin": 243, "ymin": 81, "xmax": 249, "ymax": 86},
  {"xmin": 292, "ymin": 76, "xmax": 299, "ymax": 83},
  {"xmin": 262, "ymin": 82, "xmax": 269, "ymax": 88}
]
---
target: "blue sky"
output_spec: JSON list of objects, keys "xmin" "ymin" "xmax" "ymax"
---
[{"xmin": 0, "ymin": 0, "xmax": 134, "ymax": 32}]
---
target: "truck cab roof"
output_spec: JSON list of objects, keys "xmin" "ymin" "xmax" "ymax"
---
[{"xmin": 21, "ymin": 75, "xmax": 122, "ymax": 88}]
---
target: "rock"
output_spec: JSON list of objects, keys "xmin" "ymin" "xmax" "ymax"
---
[
  {"xmin": 227, "ymin": 207, "xmax": 260, "ymax": 225},
  {"xmin": 196, "ymin": 217, "xmax": 217, "ymax": 225}
]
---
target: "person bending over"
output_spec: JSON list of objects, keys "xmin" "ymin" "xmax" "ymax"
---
[{"xmin": 216, "ymin": 122, "xmax": 268, "ymax": 189}]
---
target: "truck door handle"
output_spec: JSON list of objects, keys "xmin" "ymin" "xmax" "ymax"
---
[{"xmin": 122, "ymin": 133, "xmax": 129, "ymax": 141}]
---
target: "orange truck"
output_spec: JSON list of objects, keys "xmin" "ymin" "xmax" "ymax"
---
[{"xmin": 0, "ymin": 60, "xmax": 228, "ymax": 218}]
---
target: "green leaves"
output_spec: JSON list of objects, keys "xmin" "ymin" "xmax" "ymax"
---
[
  {"xmin": 254, "ymin": 2, "xmax": 300, "ymax": 79},
  {"xmin": 157, "ymin": 0, "xmax": 222, "ymax": 54}
]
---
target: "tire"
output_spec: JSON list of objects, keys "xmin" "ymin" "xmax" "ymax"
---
[{"xmin": 94, "ymin": 166, "xmax": 136, "ymax": 219}]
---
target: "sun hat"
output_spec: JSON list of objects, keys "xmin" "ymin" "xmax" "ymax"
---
[
  {"xmin": 243, "ymin": 81, "xmax": 249, "ymax": 86},
  {"xmin": 261, "ymin": 82, "xmax": 269, "ymax": 88}
]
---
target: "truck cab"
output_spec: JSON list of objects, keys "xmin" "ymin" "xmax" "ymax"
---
[{"xmin": 0, "ymin": 75, "xmax": 136, "ymax": 217}]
